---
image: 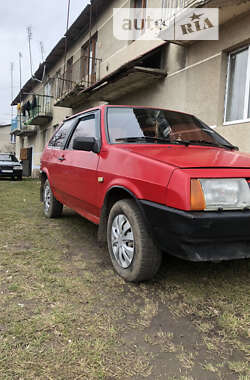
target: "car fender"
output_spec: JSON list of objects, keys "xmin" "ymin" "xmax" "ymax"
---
[{"xmin": 97, "ymin": 183, "xmax": 152, "ymax": 243}]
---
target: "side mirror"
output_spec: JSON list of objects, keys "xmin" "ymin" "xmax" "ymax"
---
[{"xmin": 73, "ymin": 136, "xmax": 100, "ymax": 153}]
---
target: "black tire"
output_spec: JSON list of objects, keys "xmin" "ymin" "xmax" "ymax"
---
[
  {"xmin": 107, "ymin": 199, "xmax": 162, "ymax": 282},
  {"xmin": 18, "ymin": 175, "xmax": 22, "ymax": 181},
  {"xmin": 43, "ymin": 179, "xmax": 63, "ymax": 218}
]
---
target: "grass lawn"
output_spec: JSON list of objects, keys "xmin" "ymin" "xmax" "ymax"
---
[{"xmin": 0, "ymin": 179, "xmax": 249, "ymax": 380}]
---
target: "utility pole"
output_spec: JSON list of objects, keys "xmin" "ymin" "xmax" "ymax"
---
[
  {"xmin": 19, "ymin": 52, "xmax": 22, "ymax": 130},
  {"xmin": 10, "ymin": 62, "xmax": 14, "ymax": 121},
  {"xmin": 40, "ymin": 41, "xmax": 45, "ymax": 62},
  {"xmin": 62, "ymin": 0, "xmax": 71, "ymax": 94},
  {"xmin": 27, "ymin": 26, "xmax": 33, "ymax": 77}
]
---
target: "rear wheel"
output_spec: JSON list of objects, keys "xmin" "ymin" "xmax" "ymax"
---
[
  {"xmin": 43, "ymin": 179, "xmax": 63, "ymax": 218},
  {"xmin": 107, "ymin": 199, "xmax": 162, "ymax": 282}
]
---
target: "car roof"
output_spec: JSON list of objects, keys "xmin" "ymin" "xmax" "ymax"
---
[{"xmin": 63, "ymin": 105, "xmax": 193, "ymax": 122}]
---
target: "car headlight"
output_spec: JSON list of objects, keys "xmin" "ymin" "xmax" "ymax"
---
[
  {"xmin": 190, "ymin": 178, "xmax": 250, "ymax": 211},
  {"xmin": 13, "ymin": 165, "xmax": 23, "ymax": 170}
]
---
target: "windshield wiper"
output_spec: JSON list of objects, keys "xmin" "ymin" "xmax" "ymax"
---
[
  {"xmin": 115, "ymin": 137, "xmax": 238, "ymax": 150},
  {"xmin": 116, "ymin": 136, "xmax": 170, "ymax": 144},
  {"xmin": 184, "ymin": 140, "xmax": 238, "ymax": 151},
  {"xmin": 115, "ymin": 137, "xmax": 189, "ymax": 146}
]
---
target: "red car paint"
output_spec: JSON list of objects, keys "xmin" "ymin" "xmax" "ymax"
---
[{"xmin": 41, "ymin": 105, "xmax": 250, "ymax": 220}]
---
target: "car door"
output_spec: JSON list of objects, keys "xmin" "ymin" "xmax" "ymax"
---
[
  {"xmin": 57, "ymin": 111, "xmax": 101, "ymax": 221},
  {"xmin": 44, "ymin": 118, "xmax": 77, "ymax": 200}
]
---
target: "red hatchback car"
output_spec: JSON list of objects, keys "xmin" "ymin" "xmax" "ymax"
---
[{"xmin": 40, "ymin": 105, "xmax": 250, "ymax": 281}]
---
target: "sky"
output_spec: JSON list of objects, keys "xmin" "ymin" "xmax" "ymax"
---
[{"xmin": 0, "ymin": 0, "xmax": 89, "ymax": 125}]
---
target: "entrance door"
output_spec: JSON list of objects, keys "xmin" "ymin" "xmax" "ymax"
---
[{"xmin": 21, "ymin": 147, "xmax": 32, "ymax": 177}]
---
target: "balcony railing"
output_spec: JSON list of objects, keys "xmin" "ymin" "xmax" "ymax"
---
[
  {"xmin": 11, "ymin": 116, "xmax": 37, "ymax": 136},
  {"xmin": 162, "ymin": 0, "xmax": 206, "ymax": 20},
  {"xmin": 54, "ymin": 56, "xmax": 101, "ymax": 105},
  {"xmin": 23, "ymin": 94, "xmax": 53, "ymax": 126},
  {"xmin": 163, "ymin": 0, "xmax": 203, "ymax": 7}
]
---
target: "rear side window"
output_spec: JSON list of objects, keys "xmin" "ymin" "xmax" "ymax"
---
[{"xmin": 48, "ymin": 119, "xmax": 74, "ymax": 148}]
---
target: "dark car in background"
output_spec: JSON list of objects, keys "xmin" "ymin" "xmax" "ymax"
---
[{"xmin": 0, "ymin": 153, "xmax": 23, "ymax": 180}]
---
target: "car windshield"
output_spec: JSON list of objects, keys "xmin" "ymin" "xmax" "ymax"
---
[
  {"xmin": 107, "ymin": 107, "xmax": 235, "ymax": 149},
  {"xmin": 0, "ymin": 154, "xmax": 18, "ymax": 162}
]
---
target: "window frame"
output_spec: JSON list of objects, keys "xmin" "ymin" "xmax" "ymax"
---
[
  {"xmin": 80, "ymin": 33, "xmax": 98, "ymax": 85},
  {"xmin": 65, "ymin": 109, "xmax": 101, "ymax": 151},
  {"xmin": 105, "ymin": 106, "xmax": 233, "ymax": 147},
  {"xmin": 224, "ymin": 45, "xmax": 250, "ymax": 125},
  {"xmin": 47, "ymin": 118, "xmax": 78, "ymax": 150},
  {"xmin": 132, "ymin": 0, "xmax": 147, "ymax": 40},
  {"xmin": 55, "ymin": 69, "xmax": 62, "ymax": 99},
  {"xmin": 66, "ymin": 56, "xmax": 74, "ymax": 92},
  {"xmin": 134, "ymin": 0, "xmax": 147, "ymax": 8}
]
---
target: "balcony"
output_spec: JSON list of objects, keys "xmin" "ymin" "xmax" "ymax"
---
[
  {"xmin": 54, "ymin": 56, "xmax": 101, "ymax": 108},
  {"xmin": 73, "ymin": 65, "xmax": 167, "ymax": 106},
  {"xmin": 11, "ymin": 116, "xmax": 37, "ymax": 137},
  {"xmin": 164, "ymin": 0, "xmax": 250, "ymax": 28},
  {"xmin": 18, "ymin": 125, "xmax": 37, "ymax": 137},
  {"xmin": 11, "ymin": 117, "xmax": 21, "ymax": 135},
  {"xmin": 24, "ymin": 95, "xmax": 53, "ymax": 126}
]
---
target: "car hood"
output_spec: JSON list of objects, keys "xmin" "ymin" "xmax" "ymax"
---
[{"xmin": 125, "ymin": 145, "xmax": 250, "ymax": 169}]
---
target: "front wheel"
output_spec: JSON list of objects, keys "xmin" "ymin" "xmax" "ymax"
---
[
  {"xmin": 107, "ymin": 199, "xmax": 162, "ymax": 282},
  {"xmin": 43, "ymin": 179, "xmax": 63, "ymax": 218}
]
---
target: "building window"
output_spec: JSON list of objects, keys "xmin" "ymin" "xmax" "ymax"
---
[
  {"xmin": 225, "ymin": 46, "xmax": 250, "ymax": 123},
  {"xmin": 162, "ymin": 0, "xmax": 185, "ymax": 21},
  {"xmin": 133, "ymin": 0, "xmax": 147, "ymax": 40},
  {"xmin": 134, "ymin": 0, "xmax": 147, "ymax": 8},
  {"xmin": 10, "ymin": 134, "xmax": 16, "ymax": 144},
  {"xmin": 55, "ymin": 70, "xmax": 62, "ymax": 99},
  {"xmin": 81, "ymin": 34, "xmax": 98, "ymax": 86},
  {"xmin": 44, "ymin": 80, "xmax": 52, "ymax": 112},
  {"xmin": 66, "ymin": 57, "xmax": 73, "ymax": 91}
]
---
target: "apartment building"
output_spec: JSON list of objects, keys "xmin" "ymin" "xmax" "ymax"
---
[
  {"xmin": 0, "ymin": 124, "xmax": 15, "ymax": 153},
  {"xmin": 11, "ymin": 0, "xmax": 250, "ymax": 177}
]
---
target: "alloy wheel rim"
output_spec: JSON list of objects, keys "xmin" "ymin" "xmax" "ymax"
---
[{"xmin": 111, "ymin": 214, "xmax": 135, "ymax": 269}]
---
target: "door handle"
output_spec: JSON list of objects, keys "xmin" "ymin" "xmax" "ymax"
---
[{"xmin": 58, "ymin": 156, "xmax": 65, "ymax": 161}]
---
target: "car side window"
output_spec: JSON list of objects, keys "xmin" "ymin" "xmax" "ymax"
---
[
  {"xmin": 67, "ymin": 114, "xmax": 97, "ymax": 150},
  {"xmin": 48, "ymin": 119, "xmax": 74, "ymax": 149}
]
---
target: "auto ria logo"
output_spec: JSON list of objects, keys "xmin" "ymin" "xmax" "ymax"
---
[
  {"xmin": 181, "ymin": 12, "xmax": 214, "ymax": 35},
  {"xmin": 113, "ymin": 8, "xmax": 219, "ymax": 41}
]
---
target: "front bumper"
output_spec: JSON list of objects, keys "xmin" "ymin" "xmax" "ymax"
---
[
  {"xmin": 139, "ymin": 200, "xmax": 250, "ymax": 262},
  {"xmin": 0, "ymin": 169, "xmax": 22, "ymax": 178}
]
